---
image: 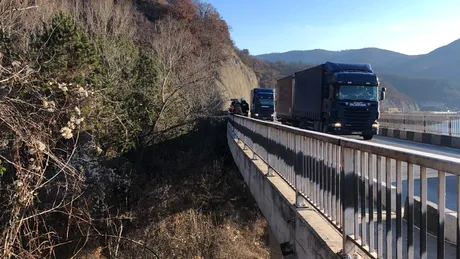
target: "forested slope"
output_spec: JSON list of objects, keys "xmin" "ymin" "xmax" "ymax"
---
[{"xmin": 0, "ymin": 1, "xmax": 268, "ymax": 258}]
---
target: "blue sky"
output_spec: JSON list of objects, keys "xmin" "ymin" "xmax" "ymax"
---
[{"xmin": 207, "ymin": 0, "xmax": 460, "ymax": 55}]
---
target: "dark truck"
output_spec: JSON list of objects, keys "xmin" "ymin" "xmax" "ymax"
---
[
  {"xmin": 250, "ymin": 88, "xmax": 275, "ymax": 121},
  {"xmin": 275, "ymin": 62, "xmax": 386, "ymax": 140}
]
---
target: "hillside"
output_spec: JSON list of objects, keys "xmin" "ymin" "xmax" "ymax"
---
[
  {"xmin": 257, "ymin": 48, "xmax": 412, "ymax": 72},
  {"xmin": 378, "ymin": 76, "xmax": 420, "ymax": 111},
  {"xmin": 237, "ymin": 50, "xmax": 418, "ymax": 111},
  {"xmin": 216, "ymin": 48, "xmax": 258, "ymax": 108},
  {"xmin": 256, "ymin": 39, "xmax": 460, "ymax": 81},
  {"xmin": 0, "ymin": 1, "xmax": 269, "ymax": 258},
  {"xmin": 391, "ymin": 39, "xmax": 460, "ymax": 81},
  {"xmin": 256, "ymin": 39, "xmax": 460, "ymax": 110},
  {"xmin": 380, "ymin": 74, "xmax": 460, "ymax": 110}
]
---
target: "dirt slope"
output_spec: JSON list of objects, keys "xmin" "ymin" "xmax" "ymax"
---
[{"xmin": 216, "ymin": 48, "xmax": 258, "ymax": 109}]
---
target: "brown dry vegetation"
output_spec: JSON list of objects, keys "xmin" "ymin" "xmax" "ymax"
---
[{"xmin": 0, "ymin": 0, "xmax": 269, "ymax": 258}]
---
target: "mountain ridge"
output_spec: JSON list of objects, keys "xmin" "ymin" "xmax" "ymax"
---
[
  {"xmin": 236, "ymin": 50, "xmax": 420, "ymax": 112},
  {"xmin": 255, "ymin": 38, "xmax": 460, "ymax": 110}
]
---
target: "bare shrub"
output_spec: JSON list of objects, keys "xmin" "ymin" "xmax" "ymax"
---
[
  {"xmin": 148, "ymin": 16, "xmax": 223, "ymax": 144},
  {"xmin": 0, "ymin": 73, "xmax": 92, "ymax": 257},
  {"xmin": 119, "ymin": 209, "xmax": 269, "ymax": 259}
]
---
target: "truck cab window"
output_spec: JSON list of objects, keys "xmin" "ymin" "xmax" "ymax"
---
[{"xmin": 337, "ymin": 85, "xmax": 378, "ymax": 101}]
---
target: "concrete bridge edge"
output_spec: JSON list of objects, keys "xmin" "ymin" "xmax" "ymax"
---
[{"xmin": 227, "ymin": 130, "xmax": 364, "ymax": 259}]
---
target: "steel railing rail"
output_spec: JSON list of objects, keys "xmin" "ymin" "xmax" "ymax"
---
[
  {"xmin": 380, "ymin": 112, "xmax": 460, "ymax": 136},
  {"xmin": 228, "ymin": 114, "xmax": 460, "ymax": 259}
]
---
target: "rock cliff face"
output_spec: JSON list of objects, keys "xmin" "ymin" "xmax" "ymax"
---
[{"xmin": 216, "ymin": 49, "xmax": 258, "ymax": 109}]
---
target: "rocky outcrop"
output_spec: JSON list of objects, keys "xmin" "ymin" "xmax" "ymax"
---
[{"xmin": 216, "ymin": 49, "xmax": 258, "ymax": 109}]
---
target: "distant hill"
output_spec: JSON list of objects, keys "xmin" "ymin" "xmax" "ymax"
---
[
  {"xmin": 379, "ymin": 74, "xmax": 460, "ymax": 110},
  {"xmin": 236, "ymin": 50, "xmax": 419, "ymax": 111},
  {"xmin": 256, "ymin": 39, "xmax": 460, "ymax": 110},
  {"xmin": 390, "ymin": 39, "xmax": 460, "ymax": 81},
  {"xmin": 378, "ymin": 76, "xmax": 419, "ymax": 112},
  {"xmin": 256, "ymin": 39, "xmax": 460, "ymax": 81},
  {"xmin": 257, "ymin": 48, "xmax": 412, "ymax": 73}
]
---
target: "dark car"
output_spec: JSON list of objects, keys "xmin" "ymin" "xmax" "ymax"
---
[{"xmin": 229, "ymin": 99, "xmax": 243, "ymax": 115}]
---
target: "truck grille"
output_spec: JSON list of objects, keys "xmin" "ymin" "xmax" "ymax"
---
[
  {"xmin": 340, "ymin": 104, "xmax": 376, "ymax": 131},
  {"xmin": 257, "ymin": 107, "xmax": 274, "ymax": 116}
]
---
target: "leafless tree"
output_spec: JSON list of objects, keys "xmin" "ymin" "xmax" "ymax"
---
[{"xmin": 146, "ymin": 16, "xmax": 223, "ymax": 144}]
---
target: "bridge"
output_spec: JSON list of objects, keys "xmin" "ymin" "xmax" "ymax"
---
[{"xmin": 227, "ymin": 113, "xmax": 460, "ymax": 259}]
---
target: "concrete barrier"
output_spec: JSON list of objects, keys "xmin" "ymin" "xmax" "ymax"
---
[
  {"xmin": 403, "ymin": 196, "xmax": 457, "ymax": 244},
  {"xmin": 228, "ymin": 131, "xmax": 371, "ymax": 258},
  {"xmin": 379, "ymin": 128, "xmax": 460, "ymax": 149}
]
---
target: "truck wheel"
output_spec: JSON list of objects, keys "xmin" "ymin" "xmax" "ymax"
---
[{"xmin": 363, "ymin": 134, "xmax": 373, "ymax": 140}]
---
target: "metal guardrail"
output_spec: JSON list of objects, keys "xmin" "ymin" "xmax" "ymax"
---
[
  {"xmin": 380, "ymin": 112, "xmax": 460, "ymax": 136},
  {"xmin": 228, "ymin": 115, "xmax": 460, "ymax": 259}
]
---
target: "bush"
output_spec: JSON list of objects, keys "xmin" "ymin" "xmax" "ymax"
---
[{"xmin": 31, "ymin": 12, "xmax": 99, "ymax": 84}]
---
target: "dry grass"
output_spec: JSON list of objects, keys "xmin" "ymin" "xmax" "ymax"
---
[
  {"xmin": 119, "ymin": 209, "xmax": 269, "ymax": 259},
  {"xmin": 113, "ymin": 119, "xmax": 271, "ymax": 259}
]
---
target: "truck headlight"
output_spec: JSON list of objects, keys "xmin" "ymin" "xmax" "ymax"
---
[
  {"xmin": 372, "ymin": 123, "xmax": 379, "ymax": 129},
  {"xmin": 332, "ymin": 122, "xmax": 341, "ymax": 128}
]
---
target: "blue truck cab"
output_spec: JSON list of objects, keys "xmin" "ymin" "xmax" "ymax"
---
[
  {"xmin": 250, "ymin": 88, "xmax": 275, "ymax": 121},
  {"xmin": 324, "ymin": 63, "xmax": 384, "ymax": 139},
  {"xmin": 276, "ymin": 62, "xmax": 386, "ymax": 140}
]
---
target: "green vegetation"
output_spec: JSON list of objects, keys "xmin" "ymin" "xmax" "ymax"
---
[{"xmin": 0, "ymin": 1, "xmax": 268, "ymax": 258}]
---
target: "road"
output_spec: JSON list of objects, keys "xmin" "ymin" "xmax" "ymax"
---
[{"xmin": 346, "ymin": 135, "xmax": 460, "ymax": 211}]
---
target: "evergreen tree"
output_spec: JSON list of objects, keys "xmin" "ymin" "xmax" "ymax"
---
[{"xmin": 31, "ymin": 12, "xmax": 99, "ymax": 83}]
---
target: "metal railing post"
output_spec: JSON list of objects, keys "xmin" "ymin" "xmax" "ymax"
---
[
  {"xmin": 423, "ymin": 115, "xmax": 427, "ymax": 133},
  {"xmin": 267, "ymin": 126, "xmax": 276, "ymax": 177},
  {"xmin": 252, "ymin": 121, "xmax": 258, "ymax": 160},
  {"xmin": 341, "ymin": 147, "xmax": 355, "ymax": 257},
  {"xmin": 242, "ymin": 119, "xmax": 247, "ymax": 150},
  {"xmin": 295, "ymin": 135, "xmax": 307, "ymax": 208},
  {"xmin": 448, "ymin": 116, "xmax": 452, "ymax": 136},
  {"xmin": 403, "ymin": 114, "xmax": 406, "ymax": 130}
]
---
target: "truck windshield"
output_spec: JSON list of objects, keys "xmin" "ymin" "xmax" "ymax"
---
[
  {"xmin": 255, "ymin": 93, "xmax": 274, "ymax": 106},
  {"xmin": 257, "ymin": 99, "xmax": 274, "ymax": 106},
  {"xmin": 336, "ymin": 85, "xmax": 378, "ymax": 101}
]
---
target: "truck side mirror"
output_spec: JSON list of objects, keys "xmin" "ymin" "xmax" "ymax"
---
[{"xmin": 380, "ymin": 88, "xmax": 386, "ymax": 101}]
